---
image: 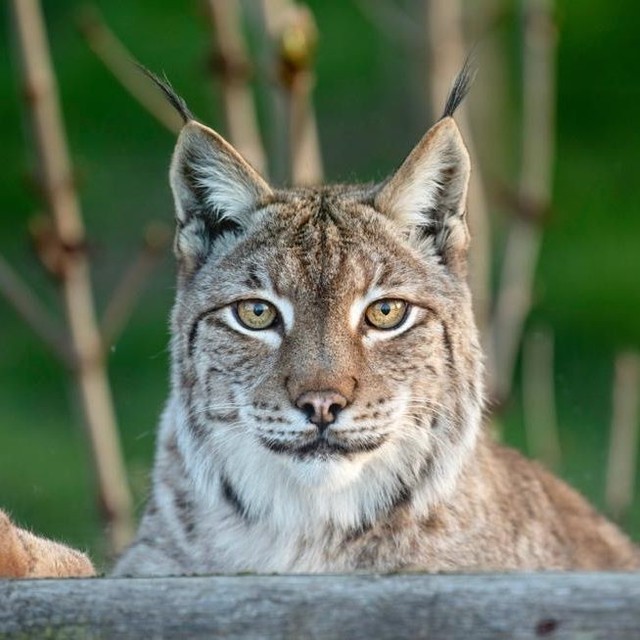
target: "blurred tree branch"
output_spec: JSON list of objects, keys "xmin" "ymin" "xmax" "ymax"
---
[
  {"xmin": 101, "ymin": 223, "xmax": 171, "ymax": 350},
  {"xmin": 606, "ymin": 351, "xmax": 640, "ymax": 521},
  {"xmin": 206, "ymin": 0, "xmax": 268, "ymax": 175},
  {"xmin": 76, "ymin": 5, "xmax": 183, "ymax": 134},
  {"xmin": 261, "ymin": 0, "xmax": 323, "ymax": 185},
  {"xmin": 523, "ymin": 328, "xmax": 561, "ymax": 470},
  {"xmin": 354, "ymin": 0, "xmax": 422, "ymax": 45},
  {"xmin": 10, "ymin": 0, "xmax": 134, "ymax": 555},
  {"xmin": 489, "ymin": 0, "xmax": 557, "ymax": 404},
  {"xmin": 0, "ymin": 252, "xmax": 71, "ymax": 365},
  {"xmin": 425, "ymin": 0, "xmax": 492, "ymax": 348}
]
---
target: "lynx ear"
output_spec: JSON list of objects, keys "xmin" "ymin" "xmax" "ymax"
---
[
  {"xmin": 374, "ymin": 117, "xmax": 471, "ymax": 274},
  {"xmin": 170, "ymin": 121, "xmax": 272, "ymax": 270}
]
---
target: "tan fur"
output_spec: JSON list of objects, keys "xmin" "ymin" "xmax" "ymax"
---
[
  {"xmin": 114, "ymin": 77, "xmax": 639, "ymax": 576},
  {"xmin": 336, "ymin": 437, "xmax": 640, "ymax": 571},
  {"xmin": 0, "ymin": 510, "xmax": 94, "ymax": 578}
]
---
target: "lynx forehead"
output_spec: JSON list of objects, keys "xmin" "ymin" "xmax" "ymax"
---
[{"xmin": 114, "ymin": 69, "xmax": 639, "ymax": 576}]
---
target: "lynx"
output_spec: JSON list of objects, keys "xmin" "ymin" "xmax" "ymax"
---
[
  {"xmin": 114, "ymin": 69, "xmax": 639, "ymax": 575},
  {"xmin": 0, "ymin": 509, "xmax": 94, "ymax": 578}
]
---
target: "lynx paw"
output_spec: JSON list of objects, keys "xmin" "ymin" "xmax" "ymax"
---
[{"xmin": 0, "ymin": 509, "xmax": 95, "ymax": 578}]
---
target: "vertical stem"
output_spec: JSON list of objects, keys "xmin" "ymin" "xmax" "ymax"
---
[
  {"xmin": 288, "ymin": 60, "xmax": 322, "ymax": 186},
  {"xmin": 247, "ymin": 0, "xmax": 288, "ymax": 184},
  {"xmin": 11, "ymin": 0, "xmax": 133, "ymax": 554},
  {"xmin": 520, "ymin": 0, "xmax": 556, "ymax": 205},
  {"xmin": 262, "ymin": 0, "xmax": 323, "ymax": 185},
  {"xmin": 491, "ymin": 219, "xmax": 542, "ymax": 399},
  {"xmin": 606, "ymin": 351, "xmax": 640, "ymax": 521},
  {"xmin": 206, "ymin": 0, "xmax": 268, "ymax": 175},
  {"xmin": 425, "ymin": 0, "xmax": 492, "ymax": 349},
  {"xmin": 522, "ymin": 328, "xmax": 561, "ymax": 470},
  {"xmin": 490, "ymin": 0, "xmax": 557, "ymax": 403}
]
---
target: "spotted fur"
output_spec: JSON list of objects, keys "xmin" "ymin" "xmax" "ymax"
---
[{"xmin": 114, "ymin": 75, "xmax": 639, "ymax": 575}]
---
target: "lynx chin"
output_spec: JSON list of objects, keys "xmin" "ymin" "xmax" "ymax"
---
[{"xmin": 114, "ymin": 68, "xmax": 639, "ymax": 575}]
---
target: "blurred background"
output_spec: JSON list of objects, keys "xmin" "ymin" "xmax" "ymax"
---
[{"xmin": 1, "ymin": 0, "xmax": 639, "ymax": 569}]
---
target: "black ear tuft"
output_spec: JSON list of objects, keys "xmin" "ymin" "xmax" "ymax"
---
[
  {"xmin": 441, "ymin": 57, "xmax": 476, "ymax": 119},
  {"xmin": 137, "ymin": 64, "xmax": 194, "ymax": 124}
]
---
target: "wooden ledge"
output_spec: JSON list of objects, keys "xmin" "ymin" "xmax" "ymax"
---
[{"xmin": 1, "ymin": 572, "xmax": 639, "ymax": 639}]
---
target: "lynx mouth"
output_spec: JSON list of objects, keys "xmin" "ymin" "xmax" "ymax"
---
[{"xmin": 259, "ymin": 433, "xmax": 386, "ymax": 459}]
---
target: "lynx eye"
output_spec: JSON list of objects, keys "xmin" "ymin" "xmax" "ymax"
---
[
  {"xmin": 364, "ymin": 299, "xmax": 409, "ymax": 330},
  {"xmin": 235, "ymin": 299, "xmax": 278, "ymax": 330}
]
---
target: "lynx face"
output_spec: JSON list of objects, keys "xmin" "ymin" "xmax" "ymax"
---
[{"xmin": 167, "ymin": 112, "xmax": 483, "ymax": 529}]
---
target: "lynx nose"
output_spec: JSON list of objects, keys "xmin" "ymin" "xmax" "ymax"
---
[{"xmin": 295, "ymin": 391, "xmax": 348, "ymax": 428}]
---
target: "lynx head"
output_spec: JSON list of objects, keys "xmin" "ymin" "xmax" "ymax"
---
[{"xmin": 156, "ymin": 70, "xmax": 484, "ymax": 530}]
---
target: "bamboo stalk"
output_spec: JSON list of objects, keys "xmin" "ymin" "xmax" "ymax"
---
[
  {"xmin": 206, "ymin": 0, "xmax": 267, "ymax": 175},
  {"xmin": 606, "ymin": 351, "xmax": 640, "ymax": 521},
  {"xmin": 425, "ymin": 0, "xmax": 492, "ymax": 349},
  {"xmin": 522, "ymin": 328, "xmax": 561, "ymax": 470},
  {"xmin": 489, "ymin": 0, "xmax": 557, "ymax": 404},
  {"xmin": 76, "ymin": 5, "xmax": 183, "ymax": 134},
  {"xmin": 11, "ymin": 0, "xmax": 133, "ymax": 555}
]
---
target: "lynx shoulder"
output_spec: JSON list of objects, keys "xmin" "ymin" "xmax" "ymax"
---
[
  {"xmin": 114, "ymin": 70, "xmax": 639, "ymax": 575},
  {"xmin": 0, "ymin": 509, "xmax": 94, "ymax": 578}
]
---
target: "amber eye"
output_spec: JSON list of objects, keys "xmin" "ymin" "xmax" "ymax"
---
[
  {"xmin": 235, "ymin": 300, "xmax": 278, "ymax": 330},
  {"xmin": 364, "ymin": 299, "xmax": 409, "ymax": 330}
]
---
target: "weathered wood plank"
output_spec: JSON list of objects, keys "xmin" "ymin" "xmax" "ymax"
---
[{"xmin": 0, "ymin": 572, "xmax": 639, "ymax": 639}]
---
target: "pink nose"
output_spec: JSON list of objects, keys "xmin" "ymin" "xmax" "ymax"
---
[{"xmin": 295, "ymin": 391, "xmax": 348, "ymax": 427}]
